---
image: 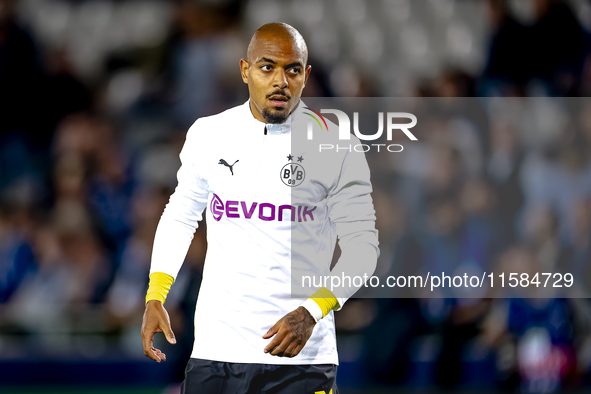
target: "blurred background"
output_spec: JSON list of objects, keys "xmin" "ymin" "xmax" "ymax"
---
[{"xmin": 1, "ymin": 0, "xmax": 591, "ymax": 392}]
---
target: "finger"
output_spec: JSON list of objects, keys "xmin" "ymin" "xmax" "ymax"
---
[
  {"xmin": 141, "ymin": 329, "xmax": 157, "ymax": 360},
  {"xmin": 151, "ymin": 349, "xmax": 163, "ymax": 363},
  {"xmin": 141, "ymin": 324, "xmax": 166, "ymax": 363},
  {"xmin": 144, "ymin": 346, "xmax": 162, "ymax": 363},
  {"xmin": 153, "ymin": 348, "xmax": 167, "ymax": 361},
  {"xmin": 270, "ymin": 334, "xmax": 293, "ymax": 356},
  {"xmin": 262, "ymin": 320, "xmax": 281, "ymax": 339},
  {"xmin": 291, "ymin": 344, "xmax": 305, "ymax": 358},
  {"xmin": 283, "ymin": 341, "xmax": 299, "ymax": 358},
  {"xmin": 264, "ymin": 329, "xmax": 287, "ymax": 353}
]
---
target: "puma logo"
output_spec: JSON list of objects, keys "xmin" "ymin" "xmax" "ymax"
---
[{"xmin": 218, "ymin": 159, "xmax": 239, "ymax": 175}]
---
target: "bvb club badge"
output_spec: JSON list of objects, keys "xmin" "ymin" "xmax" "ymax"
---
[{"xmin": 281, "ymin": 154, "xmax": 305, "ymax": 187}]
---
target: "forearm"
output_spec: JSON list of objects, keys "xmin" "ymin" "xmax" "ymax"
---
[
  {"xmin": 301, "ymin": 228, "xmax": 378, "ymax": 320},
  {"xmin": 328, "ymin": 234, "xmax": 378, "ymax": 308},
  {"xmin": 149, "ymin": 215, "xmax": 196, "ymax": 278},
  {"xmin": 146, "ymin": 215, "xmax": 197, "ymax": 304}
]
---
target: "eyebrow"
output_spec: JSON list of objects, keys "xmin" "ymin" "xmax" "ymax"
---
[
  {"xmin": 256, "ymin": 57, "xmax": 277, "ymax": 64},
  {"xmin": 256, "ymin": 57, "xmax": 304, "ymax": 69},
  {"xmin": 285, "ymin": 62, "xmax": 304, "ymax": 69}
]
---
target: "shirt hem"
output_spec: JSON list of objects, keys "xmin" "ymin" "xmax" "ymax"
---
[{"xmin": 190, "ymin": 351, "xmax": 339, "ymax": 366}]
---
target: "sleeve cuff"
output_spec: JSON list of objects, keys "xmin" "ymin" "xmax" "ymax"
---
[
  {"xmin": 145, "ymin": 272, "xmax": 175, "ymax": 305},
  {"xmin": 300, "ymin": 298, "xmax": 324, "ymax": 322}
]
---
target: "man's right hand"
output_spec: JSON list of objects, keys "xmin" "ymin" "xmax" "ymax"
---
[{"xmin": 141, "ymin": 300, "xmax": 176, "ymax": 362}]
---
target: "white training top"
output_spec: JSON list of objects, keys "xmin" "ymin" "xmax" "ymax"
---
[{"xmin": 150, "ymin": 100, "xmax": 378, "ymax": 365}]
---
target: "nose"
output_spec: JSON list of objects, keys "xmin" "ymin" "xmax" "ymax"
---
[{"xmin": 273, "ymin": 69, "xmax": 288, "ymax": 89}]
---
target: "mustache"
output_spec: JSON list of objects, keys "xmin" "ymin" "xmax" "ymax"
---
[{"xmin": 266, "ymin": 91, "xmax": 291, "ymax": 99}]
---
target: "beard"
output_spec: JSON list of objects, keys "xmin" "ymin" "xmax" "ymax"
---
[{"xmin": 262, "ymin": 107, "xmax": 289, "ymax": 124}]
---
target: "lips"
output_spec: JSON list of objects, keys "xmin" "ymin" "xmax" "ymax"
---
[{"xmin": 268, "ymin": 94, "xmax": 289, "ymax": 108}]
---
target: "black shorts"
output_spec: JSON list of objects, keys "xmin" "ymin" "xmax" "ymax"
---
[{"xmin": 180, "ymin": 357, "xmax": 339, "ymax": 394}]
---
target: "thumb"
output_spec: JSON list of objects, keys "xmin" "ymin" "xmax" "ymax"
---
[{"xmin": 163, "ymin": 325, "xmax": 176, "ymax": 344}]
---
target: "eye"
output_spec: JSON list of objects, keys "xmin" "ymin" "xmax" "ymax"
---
[
  {"xmin": 261, "ymin": 64, "xmax": 273, "ymax": 71},
  {"xmin": 288, "ymin": 68, "xmax": 301, "ymax": 75}
]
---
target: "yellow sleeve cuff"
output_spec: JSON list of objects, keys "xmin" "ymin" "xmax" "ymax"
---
[
  {"xmin": 145, "ymin": 272, "xmax": 174, "ymax": 305},
  {"xmin": 310, "ymin": 287, "xmax": 340, "ymax": 318}
]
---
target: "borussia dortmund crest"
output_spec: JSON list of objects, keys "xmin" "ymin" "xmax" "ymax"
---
[{"xmin": 281, "ymin": 154, "xmax": 305, "ymax": 187}]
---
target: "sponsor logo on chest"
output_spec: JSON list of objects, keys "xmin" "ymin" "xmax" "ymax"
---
[{"xmin": 210, "ymin": 193, "xmax": 316, "ymax": 222}]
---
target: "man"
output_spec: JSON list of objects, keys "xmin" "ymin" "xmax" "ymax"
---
[{"xmin": 141, "ymin": 22, "xmax": 378, "ymax": 393}]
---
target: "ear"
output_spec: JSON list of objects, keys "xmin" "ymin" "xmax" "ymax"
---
[
  {"xmin": 303, "ymin": 65, "xmax": 312, "ymax": 87},
  {"xmin": 240, "ymin": 58, "xmax": 249, "ymax": 84}
]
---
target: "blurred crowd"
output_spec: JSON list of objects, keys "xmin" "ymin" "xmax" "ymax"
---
[
  {"xmin": 1, "ymin": 0, "xmax": 591, "ymax": 392},
  {"xmin": 353, "ymin": 95, "xmax": 591, "ymax": 392}
]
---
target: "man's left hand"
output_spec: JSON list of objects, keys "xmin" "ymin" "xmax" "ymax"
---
[{"xmin": 263, "ymin": 306, "xmax": 316, "ymax": 357}]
